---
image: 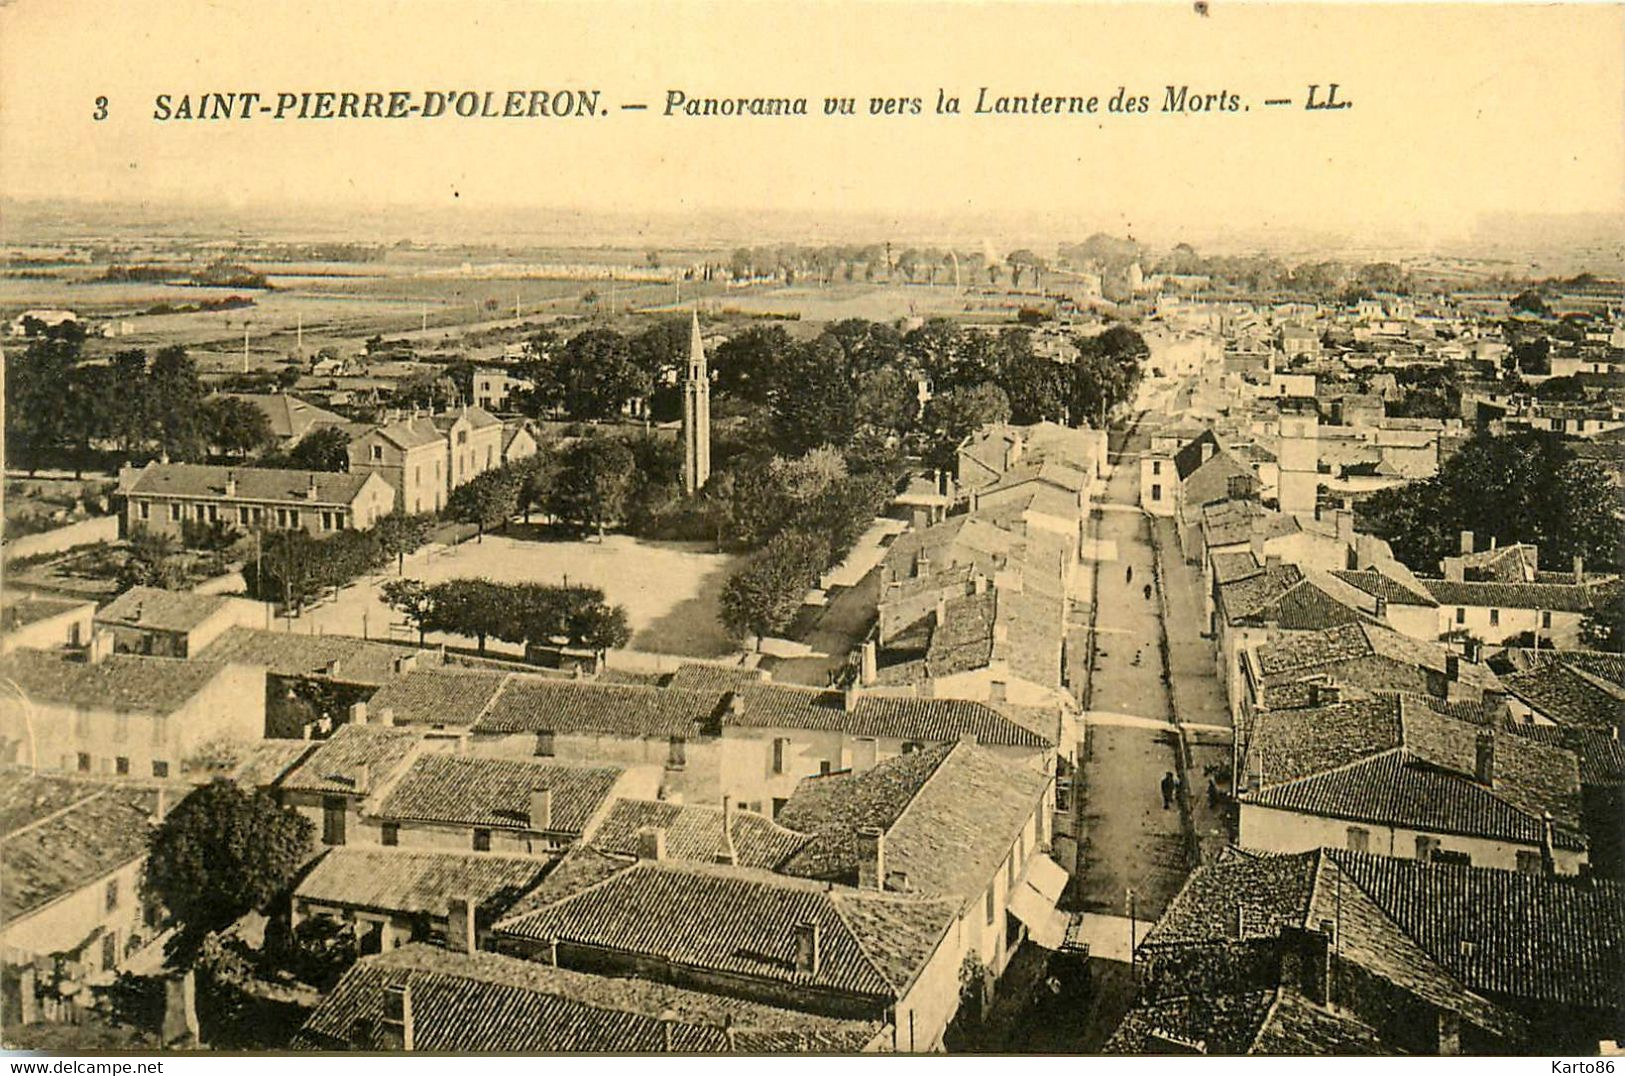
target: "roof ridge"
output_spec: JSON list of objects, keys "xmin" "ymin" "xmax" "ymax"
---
[
  {"xmin": 1250, "ymin": 745, "xmax": 1403, "ymax": 795},
  {"xmin": 1, "ymin": 786, "xmax": 116, "ymax": 841}
]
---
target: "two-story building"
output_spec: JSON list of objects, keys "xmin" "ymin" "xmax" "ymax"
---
[{"xmin": 118, "ymin": 463, "xmax": 394, "ymax": 540}]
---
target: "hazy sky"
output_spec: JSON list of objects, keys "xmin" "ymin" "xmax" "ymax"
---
[{"xmin": 1, "ymin": 1, "xmax": 1621, "ymax": 245}]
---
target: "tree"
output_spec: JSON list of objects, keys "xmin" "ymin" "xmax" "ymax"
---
[
  {"xmin": 1067, "ymin": 325, "xmax": 1148, "ymax": 426},
  {"xmin": 373, "ymin": 512, "xmax": 431, "ymax": 574},
  {"xmin": 550, "ymin": 437, "xmax": 636, "ymax": 537},
  {"xmin": 444, "ymin": 467, "xmax": 520, "ymax": 540},
  {"xmin": 145, "ymin": 780, "xmax": 315, "ymax": 964},
  {"xmin": 119, "ymin": 528, "xmax": 188, "ymax": 590},
  {"xmin": 285, "ymin": 426, "xmax": 353, "ymax": 472},
  {"xmin": 853, "ymin": 367, "xmax": 919, "ymax": 435},
  {"xmin": 149, "ymin": 346, "xmax": 208, "ymax": 462},
  {"xmin": 1581, "ymin": 584, "xmax": 1625, "ymax": 652},
  {"xmin": 711, "ymin": 325, "xmax": 791, "ymax": 403},
  {"xmin": 719, "ymin": 530, "xmax": 829, "ymax": 645},
  {"xmin": 381, "ymin": 578, "xmax": 435, "ymax": 644},
  {"xmin": 996, "ymin": 335, "xmax": 1068, "ymax": 424},
  {"xmin": 917, "ymin": 383, "xmax": 1011, "ymax": 472},
  {"xmin": 423, "ymin": 578, "xmax": 508, "ymax": 653},
  {"xmin": 770, "ymin": 336, "xmax": 856, "ymax": 454},
  {"xmin": 554, "ymin": 328, "xmax": 650, "ymax": 419},
  {"xmin": 1510, "ymin": 289, "xmax": 1551, "ymax": 316},
  {"xmin": 204, "ymin": 397, "xmax": 275, "ymax": 458}
]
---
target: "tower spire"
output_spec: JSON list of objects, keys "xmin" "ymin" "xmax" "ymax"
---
[{"xmin": 682, "ymin": 307, "xmax": 711, "ymax": 494}]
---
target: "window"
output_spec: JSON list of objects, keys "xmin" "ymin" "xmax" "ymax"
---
[
  {"xmin": 415, "ymin": 465, "xmax": 422, "ymax": 485},
  {"xmin": 1455, "ymin": 607, "xmax": 1466, "ymax": 625},
  {"xmin": 322, "ymin": 796, "xmax": 346, "ymax": 846},
  {"xmin": 1007, "ymin": 854, "xmax": 1016, "ymax": 890},
  {"xmin": 139, "ymin": 501, "xmax": 150, "ymax": 521},
  {"xmin": 206, "ymin": 505, "xmax": 218, "ymax": 523},
  {"xmin": 321, "ymin": 511, "xmax": 334, "ymax": 531},
  {"xmin": 534, "ymin": 730, "xmax": 555, "ymax": 757},
  {"xmin": 335, "ymin": 514, "xmax": 346, "ymax": 530},
  {"xmin": 819, "ymin": 760, "xmax": 832, "ymax": 776},
  {"xmin": 771, "ymin": 738, "xmax": 787, "ymax": 775},
  {"xmin": 370, "ymin": 445, "xmax": 384, "ymax": 462},
  {"xmin": 772, "ymin": 797, "xmax": 788, "ymax": 819},
  {"xmin": 77, "ymin": 752, "xmax": 91, "ymax": 773},
  {"xmin": 115, "ymin": 756, "xmax": 129, "ymax": 776},
  {"xmin": 238, "ymin": 506, "xmax": 250, "ymax": 525},
  {"xmin": 486, "ymin": 447, "xmax": 494, "ymax": 468},
  {"xmin": 1151, "ymin": 483, "xmax": 1162, "ymax": 502},
  {"xmin": 473, "ymin": 828, "xmax": 492, "ymax": 852},
  {"xmin": 667, "ymin": 736, "xmax": 686, "ymax": 768},
  {"xmin": 1346, "ymin": 826, "xmax": 1370, "ymax": 853},
  {"xmin": 1516, "ymin": 850, "xmax": 1543, "ymax": 876},
  {"xmin": 457, "ymin": 430, "xmax": 468, "ymax": 445},
  {"xmin": 277, "ymin": 508, "xmax": 289, "ymax": 528},
  {"xmin": 152, "ymin": 760, "xmax": 169, "ymax": 778},
  {"xmin": 985, "ymin": 882, "xmax": 996, "ymax": 925},
  {"xmin": 169, "ymin": 504, "xmax": 181, "ymax": 522},
  {"xmin": 289, "ymin": 510, "xmax": 300, "ymax": 528},
  {"xmin": 1151, "ymin": 460, "xmax": 1162, "ymax": 475},
  {"xmin": 1541, "ymin": 611, "xmax": 1552, "ymax": 629},
  {"xmin": 381, "ymin": 822, "xmax": 399, "ymax": 847},
  {"xmin": 105, "ymin": 879, "xmax": 119, "ymax": 912},
  {"xmin": 1488, "ymin": 608, "xmax": 1500, "ymax": 627}
]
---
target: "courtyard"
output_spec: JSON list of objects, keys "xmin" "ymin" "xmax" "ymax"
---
[{"xmin": 287, "ymin": 531, "xmax": 744, "ymax": 660}]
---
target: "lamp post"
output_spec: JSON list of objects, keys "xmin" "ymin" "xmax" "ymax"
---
[{"xmin": 0, "ymin": 675, "xmax": 39, "ymax": 774}]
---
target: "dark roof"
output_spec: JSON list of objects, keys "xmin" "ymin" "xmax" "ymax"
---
[
  {"xmin": 2, "ymin": 776, "xmax": 158, "ymax": 920},
  {"xmin": 1215, "ymin": 566, "xmax": 1367, "ymax": 631},
  {"xmin": 588, "ymin": 799, "xmax": 807, "ymax": 870},
  {"xmin": 364, "ymin": 667, "xmax": 509, "ymax": 727},
  {"xmin": 1, "ymin": 593, "xmax": 92, "ymax": 631},
  {"xmin": 296, "ymin": 944, "xmax": 881, "ymax": 1052},
  {"xmin": 221, "ymin": 393, "xmax": 346, "ymax": 441},
  {"xmin": 375, "ymin": 754, "xmax": 621, "ymax": 835},
  {"xmin": 495, "ymin": 859, "xmax": 958, "ymax": 1001},
  {"xmin": 1143, "ymin": 851, "xmax": 1318, "ymax": 946},
  {"xmin": 1106, "ymin": 988, "xmax": 1385, "ymax": 1056},
  {"xmin": 1421, "ymin": 578, "xmax": 1608, "ymax": 614},
  {"xmin": 1244, "ymin": 751, "xmax": 1584, "ymax": 850},
  {"xmin": 295, "ymin": 847, "xmax": 552, "ymax": 920},
  {"xmin": 661, "ymin": 663, "xmax": 768, "ymax": 693},
  {"xmin": 725, "ymin": 684, "xmax": 1052, "ymax": 749},
  {"xmin": 1327, "ymin": 849, "xmax": 1625, "ymax": 1011},
  {"xmin": 95, "ymin": 586, "xmax": 231, "ymax": 634},
  {"xmin": 277, "ymin": 723, "xmax": 420, "ymax": 796},
  {"xmin": 1507, "ymin": 724, "xmax": 1625, "ymax": 786},
  {"xmin": 0, "ymin": 649, "xmax": 231, "ymax": 715},
  {"xmin": 122, "ymin": 462, "xmax": 377, "ymax": 507},
  {"xmin": 195, "ymin": 627, "xmax": 440, "ymax": 686},
  {"xmin": 1502, "ymin": 664, "xmax": 1624, "ymax": 731},
  {"xmin": 474, "ymin": 678, "xmax": 722, "ymax": 739},
  {"xmin": 1331, "ymin": 569, "xmax": 1438, "ymax": 608}
]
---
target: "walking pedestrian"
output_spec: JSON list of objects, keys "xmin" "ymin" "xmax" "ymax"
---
[
  {"xmin": 1160, "ymin": 771, "xmax": 1176, "ymax": 810},
  {"xmin": 1207, "ymin": 777, "xmax": 1220, "ymax": 810},
  {"xmin": 1125, "ymin": 564, "xmax": 1133, "ymax": 585},
  {"xmin": 1143, "ymin": 583, "xmax": 1153, "ymax": 601}
]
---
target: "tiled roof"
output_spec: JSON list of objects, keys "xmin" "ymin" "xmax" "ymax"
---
[
  {"xmin": 1249, "ymin": 990, "xmax": 1389, "ymax": 1055},
  {"xmin": 589, "ymin": 799, "xmax": 807, "ymax": 870},
  {"xmin": 294, "ymin": 847, "xmax": 552, "ymax": 919},
  {"xmin": 1254, "ymin": 622, "xmax": 1500, "ymax": 694},
  {"xmin": 122, "ymin": 462, "xmax": 376, "ymax": 506},
  {"xmin": 724, "ymin": 684, "xmax": 1052, "ymax": 749},
  {"xmin": 278, "ymin": 723, "xmax": 421, "ymax": 796},
  {"xmin": 1143, "ymin": 851, "xmax": 1318, "ymax": 946},
  {"xmin": 1, "ymin": 593, "xmax": 92, "ymax": 631},
  {"xmin": 296, "ymin": 944, "xmax": 881, "ymax": 1052},
  {"xmin": 1421, "ymin": 578, "xmax": 1607, "ymax": 614},
  {"xmin": 661, "ymin": 663, "xmax": 768, "ymax": 693},
  {"xmin": 1182, "ymin": 451, "xmax": 1257, "ymax": 509},
  {"xmin": 371, "ymin": 417, "xmax": 445, "ymax": 451},
  {"xmin": 376, "ymin": 754, "xmax": 621, "ymax": 835},
  {"xmin": 923, "ymin": 591, "xmax": 996, "ymax": 676},
  {"xmin": 1327, "ymin": 849, "xmax": 1625, "ymax": 1011},
  {"xmin": 495, "ymin": 859, "xmax": 958, "ymax": 1000},
  {"xmin": 1245, "ymin": 750, "xmax": 1584, "ymax": 850},
  {"xmin": 230, "ymin": 740, "xmax": 315, "ymax": 789},
  {"xmin": 474, "ymin": 678, "xmax": 722, "ymax": 739},
  {"xmin": 221, "ymin": 393, "xmax": 346, "ymax": 441},
  {"xmin": 95, "ymin": 586, "xmax": 230, "ymax": 634},
  {"xmin": 195, "ymin": 627, "xmax": 441, "ymax": 686},
  {"xmin": 365, "ymin": 667, "xmax": 509, "ymax": 727},
  {"xmin": 1211, "ymin": 550, "xmax": 1263, "ymax": 586},
  {"xmin": 2, "ymin": 776, "xmax": 157, "ymax": 920},
  {"xmin": 1502, "ymin": 664, "xmax": 1623, "ymax": 730},
  {"xmin": 0, "ymin": 649, "xmax": 229, "ymax": 715},
  {"xmin": 1507, "ymin": 724, "xmax": 1625, "ymax": 786},
  {"xmin": 996, "ymin": 589, "xmax": 1066, "ymax": 689},
  {"xmin": 1249, "ymin": 696, "xmax": 1403, "ymax": 786},
  {"xmin": 1106, "ymin": 988, "xmax": 1385, "ymax": 1056},
  {"xmin": 1331, "ymin": 569, "xmax": 1438, "ymax": 607}
]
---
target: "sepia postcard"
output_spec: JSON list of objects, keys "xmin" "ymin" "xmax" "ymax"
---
[{"xmin": 0, "ymin": 0, "xmax": 1622, "ymax": 1064}]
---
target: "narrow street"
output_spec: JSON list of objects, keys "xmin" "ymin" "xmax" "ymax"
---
[{"xmin": 1072, "ymin": 418, "xmax": 1191, "ymax": 922}]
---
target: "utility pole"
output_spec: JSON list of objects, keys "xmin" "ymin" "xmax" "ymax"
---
[
  {"xmin": 243, "ymin": 321, "xmax": 251, "ymax": 373},
  {"xmin": 421, "ymin": 303, "xmax": 428, "ymax": 333},
  {"xmin": 296, "ymin": 312, "xmax": 303, "ymax": 358}
]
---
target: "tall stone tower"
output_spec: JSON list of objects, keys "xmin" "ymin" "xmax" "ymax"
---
[{"xmin": 683, "ymin": 310, "xmax": 711, "ymax": 494}]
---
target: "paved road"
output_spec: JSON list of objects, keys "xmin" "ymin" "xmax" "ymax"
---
[{"xmin": 1072, "ymin": 419, "xmax": 1190, "ymax": 922}]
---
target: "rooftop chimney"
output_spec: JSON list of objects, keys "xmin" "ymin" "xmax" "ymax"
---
[
  {"xmin": 1459, "ymin": 530, "xmax": 1474, "ymax": 556},
  {"xmin": 1445, "ymin": 654, "xmax": 1461, "ymax": 683},
  {"xmin": 637, "ymin": 826, "xmax": 667, "ymax": 862},
  {"xmin": 1336, "ymin": 509, "xmax": 1354, "ymax": 546},
  {"xmin": 935, "ymin": 595, "xmax": 948, "ymax": 627},
  {"xmin": 84, "ymin": 628, "xmax": 114, "ymax": 665},
  {"xmin": 792, "ymin": 920, "xmax": 821, "ymax": 975},
  {"xmin": 446, "ymin": 897, "xmax": 475, "ymax": 954},
  {"xmin": 1573, "ymin": 555, "xmax": 1585, "ymax": 584},
  {"xmin": 1541, "ymin": 812, "xmax": 1557, "ymax": 877},
  {"xmin": 1312, "ymin": 682, "xmax": 1341, "ymax": 707},
  {"xmin": 856, "ymin": 826, "xmax": 886, "ymax": 890},
  {"xmin": 715, "ymin": 799, "xmax": 738, "ymax": 866},
  {"xmin": 306, "ymin": 473, "xmax": 321, "ymax": 501},
  {"xmin": 1474, "ymin": 730, "xmax": 1495, "ymax": 786},
  {"xmin": 378, "ymin": 707, "xmax": 395, "ymax": 727},
  {"xmin": 860, "ymin": 639, "xmax": 877, "ymax": 687},
  {"xmin": 529, "ymin": 788, "xmax": 553, "ymax": 832},
  {"xmin": 915, "ymin": 552, "xmax": 931, "ymax": 579},
  {"xmin": 727, "ymin": 692, "xmax": 746, "ymax": 717},
  {"xmin": 842, "ymin": 682, "xmax": 861, "ymax": 712},
  {"xmin": 381, "ymin": 983, "xmax": 413, "ymax": 1052},
  {"xmin": 350, "ymin": 701, "xmax": 368, "ymax": 726},
  {"xmin": 224, "ymin": 472, "xmax": 237, "ymax": 497}
]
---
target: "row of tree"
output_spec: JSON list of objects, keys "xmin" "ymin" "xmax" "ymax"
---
[
  {"xmin": 380, "ymin": 577, "xmax": 631, "ymax": 655},
  {"xmin": 239, "ymin": 513, "xmax": 434, "ymax": 611}
]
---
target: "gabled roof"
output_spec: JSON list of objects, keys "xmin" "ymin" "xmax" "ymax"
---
[
  {"xmin": 364, "ymin": 667, "xmax": 510, "ymax": 727},
  {"xmin": 221, "ymin": 393, "xmax": 346, "ymax": 441},
  {"xmin": 375, "ymin": 754, "xmax": 621, "ymax": 835},
  {"xmin": 494, "ymin": 858, "xmax": 959, "ymax": 1001},
  {"xmin": 96, "ymin": 586, "xmax": 231, "ymax": 634},
  {"xmin": 1105, "ymin": 988, "xmax": 1386, "ymax": 1056},
  {"xmin": 1, "ymin": 774, "xmax": 158, "ymax": 920},
  {"xmin": 295, "ymin": 847, "xmax": 553, "ymax": 920},
  {"xmin": 195, "ymin": 627, "xmax": 441, "ymax": 686},
  {"xmin": 0, "ymin": 649, "xmax": 231, "ymax": 715},
  {"xmin": 473, "ymin": 678, "xmax": 723, "ymax": 739},
  {"xmin": 1182, "ymin": 450, "xmax": 1257, "ymax": 508},
  {"xmin": 589, "ymin": 799, "xmax": 807, "ymax": 870},
  {"xmin": 1215, "ymin": 564, "xmax": 1368, "ymax": 631},
  {"xmin": 1421, "ymin": 577, "xmax": 1610, "ymax": 614},
  {"xmin": 1330, "ymin": 569, "xmax": 1439, "ymax": 608},
  {"xmin": 278, "ymin": 723, "xmax": 420, "ymax": 796},
  {"xmin": 296, "ymin": 944, "xmax": 881, "ymax": 1053},
  {"xmin": 1142, "ymin": 850, "xmax": 1319, "ymax": 947},
  {"xmin": 1501, "ymin": 663, "xmax": 1624, "ymax": 730},
  {"xmin": 368, "ymin": 417, "xmax": 445, "ymax": 451},
  {"xmin": 121, "ymin": 462, "xmax": 378, "ymax": 507},
  {"xmin": 723, "ymin": 684, "xmax": 1052, "ymax": 749}
]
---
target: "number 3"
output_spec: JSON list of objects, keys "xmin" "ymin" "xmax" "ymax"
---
[{"xmin": 93, "ymin": 96, "xmax": 108, "ymax": 121}]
